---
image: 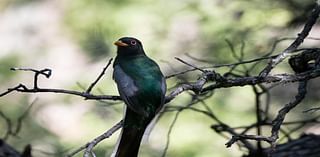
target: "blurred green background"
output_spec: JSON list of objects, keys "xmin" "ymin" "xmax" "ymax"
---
[{"xmin": 0, "ymin": 0, "xmax": 319, "ymax": 157}]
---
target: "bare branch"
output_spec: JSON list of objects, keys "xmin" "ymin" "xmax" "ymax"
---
[
  {"xmin": 269, "ymin": 81, "xmax": 308, "ymax": 150},
  {"xmin": 67, "ymin": 120, "xmax": 123, "ymax": 157},
  {"xmin": 202, "ymin": 69, "xmax": 320, "ymax": 92},
  {"xmin": 174, "ymin": 57, "xmax": 207, "ymax": 73},
  {"xmin": 161, "ymin": 110, "xmax": 179, "ymax": 157},
  {"xmin": 226, "ymin": 134, "xmax": 274, "ymax": 148},
  {"xmin": 259, "ymin": 3, "xmax": 320, "ymax": 77},
  {"xmin": 85, "ymin": 58, "xmax": 113, "ymax": 94},
  {"xmin": 1, "ymin": 64, "xmax": 121, "ymax": 101},
  {"xmin": 224, "ymin": 81, "xmax": 308, "ymax": 155}
]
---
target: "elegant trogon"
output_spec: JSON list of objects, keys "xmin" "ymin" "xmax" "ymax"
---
[{"xmin": 112, "ymin": 37, "xmax": 166, "ymax": 157}]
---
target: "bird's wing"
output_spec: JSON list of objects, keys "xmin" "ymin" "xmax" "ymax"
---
[
  {"xmin": 142, "ymin": 71, "xmax": 167, "ymax": 143},
  {"xmin": 113, "ymin": 65, "xmax": 148, "ymax": 116}
]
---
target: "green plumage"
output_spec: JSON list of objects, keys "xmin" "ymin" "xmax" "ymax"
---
[
  {"xmin": 114, "ymin": 55, "xmax": 164, "ymax": 117},
  {"xmin": 112, "ymin": 37, "xmax": 166, "ymax": 157}
]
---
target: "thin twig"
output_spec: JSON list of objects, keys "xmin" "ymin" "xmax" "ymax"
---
[
  {"xmin": 175, "ymin": 57, "xmax": 207, "ymax": 73},
  {"xmin": 67, "ymin": 120, "xmax": 123, "ymax": 157},
  {"xmin": 85, "ymin": 58, "xmax": 113, "ymax": 94},
  {"xmin": 161, "ymin": 111, "xmax": 179, "ymax": 157},
  {"xmin": 259, "ymin": 3, "xmax": 320, "ymax": 77}
]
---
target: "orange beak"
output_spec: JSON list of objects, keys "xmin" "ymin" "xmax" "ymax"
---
[{"xmin": 114, "ymin": 40, "xmax": 129, "ymax": 47}]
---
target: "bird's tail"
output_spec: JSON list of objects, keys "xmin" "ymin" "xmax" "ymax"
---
[{"xmin": 111, "ymin": 108, "xmax": 151, "ymax": 157}]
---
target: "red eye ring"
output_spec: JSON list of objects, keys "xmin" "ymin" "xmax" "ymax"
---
[{"xmin": 130, "ymin": 40, "xmax": 137, "ymax": 45}]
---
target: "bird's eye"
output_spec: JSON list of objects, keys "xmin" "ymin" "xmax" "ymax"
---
[{"xmin": 130, "ymin": 40, "xmax": 137, "ymax": 45}]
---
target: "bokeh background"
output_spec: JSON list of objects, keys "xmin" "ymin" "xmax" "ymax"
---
[{"xmin": 1, "ymin": 0, "xmax": 320, "ymax": 157}]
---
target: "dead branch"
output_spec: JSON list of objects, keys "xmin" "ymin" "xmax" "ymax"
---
[
  {"xmin": 259, "ymin": 3, "xmax": 320, "ymax": 77},
  {"xmin": 67, "ymin": 120, "xmax": 123, "ymax": 157}
]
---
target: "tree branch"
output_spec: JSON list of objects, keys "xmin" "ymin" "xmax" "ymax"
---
[
  {"xmin": 67, "ymin": 120, "xmax": 123, "ymax": 157},
  {"xmin": 259, "ymin": 3, "xmax": 320, "ymax": 77}
]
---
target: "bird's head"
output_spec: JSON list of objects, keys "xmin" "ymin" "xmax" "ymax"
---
[{"xmin": 114, "ymin": 37, "xmax": 145, "ymax": 56}]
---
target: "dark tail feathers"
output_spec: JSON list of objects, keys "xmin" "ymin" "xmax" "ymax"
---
[
  {"xmin": 113, "ymin": 109, "xmax": 152, "ymax": 157},
  {"xmin": 114, "ymin": 126, "xmax": 146, "ymax": 157}
]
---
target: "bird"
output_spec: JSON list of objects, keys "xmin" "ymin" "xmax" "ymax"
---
[{"xmin": 112, "ymin": 37, "xmax": 166, "ymax": 157}]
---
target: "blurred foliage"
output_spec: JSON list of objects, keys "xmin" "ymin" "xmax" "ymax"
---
[
  {"xmin": 0, "ymin": 54, "xmax": 19, "ymax": 82},
  {"xmin": 0, "ymin": 0, "xmax": 319, "ymax": 157},
  {"xmin": 63, "ymin": 0, "xmax": 303, "ymax": 62}
]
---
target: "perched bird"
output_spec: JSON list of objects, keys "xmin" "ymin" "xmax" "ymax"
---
[{"xmin": 112, "ymin": 37, "xmax": 166, "ymax": 157}]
